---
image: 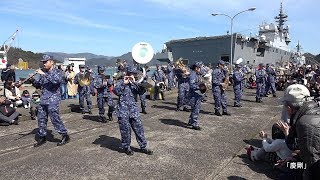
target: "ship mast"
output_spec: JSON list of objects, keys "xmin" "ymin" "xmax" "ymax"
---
[
  {"xmin": 275, "ymin": 2, "xmax": 288, "ymax": 33},
  {"xmin": 296, "ymin": 40, "xmax": 301, "ymax": 53}
]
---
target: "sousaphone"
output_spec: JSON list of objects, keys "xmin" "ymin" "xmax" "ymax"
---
[{"xmin": 131, "ymin": 42, "xmax": 154, "ymax": 88}]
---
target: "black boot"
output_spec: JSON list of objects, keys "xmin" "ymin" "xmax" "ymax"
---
[
  {"xmin": 176, "ymin": 105, "xmax": 180, "ymax": 111},
  {"xmin": 100, "ymin": 116, "xmax": 107, "ymax": 123},
  {"xmin": 108, "ymin": 113, "xmax": 113, "ymax": 121},
  {"xmin": 141, "ymin": 107, "xmax": 147, "ymax": 114},
  {"xmin": 57, "ymin": 134, "xmax": 70, "ymax": 146},
  {"xmin": 222, "ymin": 111, "xmax": 231, "ymax": 116},
  {"xmin": 214, "ymin": 110, "xmax": 222, "ymax": 116},
  {"xmin": 140, "ymin": 148, "xmax": 153, "ymax": 155},
  {"xmin": 192, "ymin": 126, "xmax": 201, "ymax": 131},
  {"xmin": 34, "ymin": 136, "xmax": 46, "ymax": 147},
  {"xmin": 124, "ymin": 148, "xmax": 134, "ymax": 156},
  {"xmin": 183, "ymin": 107, "xmax": 190, "ymax": 112},
  {"xmin": 88, "ymin": 110, "xmax": 92, "ymax": 114}
]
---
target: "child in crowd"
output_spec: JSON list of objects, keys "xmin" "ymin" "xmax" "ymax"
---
[
  {"xmin": 30, "ymin": 90, "xmax": 41, "ymax": 120},
  {"xmin": 21, "ymin": 90, "xmax": 31, "ymax": 109}
]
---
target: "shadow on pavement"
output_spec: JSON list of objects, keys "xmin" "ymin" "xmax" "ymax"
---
[
  {"xmin": 152, "ymin": 105, "xmax": 176, "ymax": 111},
  {"xmin": 159, "ymin": 118, "xmax": 189, "ymax": 128},
  {"xmin": 68, "ymin": 104, "xmax": 81, "ymax": 113},
  {"xmin": 236, "ymin": 153, "xmax": 279, "ymax": 179},
  {"xmin": 83, "ymin": 115, "xmax": 101, "ymax": 122},
  {"xmin": 227, "ymin": 175, "xmax": 247, "ymax": 180},
  {"xmin": 17, "ymin": 128, "xmax": 60, "ymax": 142},
  {"xmin": 241, "ymin": 99, "xmax": 257, "ymax": 103},
  {"xmin": 92, "ymin": 135, "xmax": 139, "ymax": 153},
  {"xmin": 243, "ymin": 139, "xmax": 262, "ymax": 148}
]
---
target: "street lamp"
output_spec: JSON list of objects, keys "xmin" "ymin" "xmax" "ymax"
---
[{"xmin": 212, "ymin": 7, "xmax": 256, "ymax": 71}]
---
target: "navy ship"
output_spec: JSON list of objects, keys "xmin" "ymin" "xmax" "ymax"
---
[{"xmin": 155, "ymin": 3, "xmax": 305, "ymax": 67}]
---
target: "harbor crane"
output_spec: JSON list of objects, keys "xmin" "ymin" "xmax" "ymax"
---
[{"xmin": 0, "ymin": 30, "xmax": 18, "ymax": 69}]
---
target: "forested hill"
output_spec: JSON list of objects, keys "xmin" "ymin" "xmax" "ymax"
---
[{"xmin": 4, "ymin": 47, "xmax": 48, "ymax": 69}]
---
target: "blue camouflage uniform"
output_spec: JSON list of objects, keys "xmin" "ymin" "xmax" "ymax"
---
[
  {"xmin": 134, "ymin": 73, "xmax": 148, "ymax": 113},
  {"xmin": 93, "ymin": 66, "xmax": 114, "ymax": 121},
  {"xmin": 133, "ymin": 65, "xmax": 148, "ymax": 113},
  {"xmin": 265, "ymin": 64, "xmax": 276, "ymax": 96},
  {"xmin": 241, "ymin": 66, "xmax": 248, "ymax": 90},
  {"xmin": 233, "ymin": 64, "xmax": 244, "ymax": 106},
  {"xmin": 167, "ymin": 63, "xmax": 174, "ymax": 90},
  {"xmin": 74, "ymin": 65, "xmax": 92, "ymax": 113},
  {"xmin": 255, "ymin": 63, "xmax": 267, "ymax": 102},
  {"xmin": 174, "ymin": 67, "xmax": 190, "ymax": 110},
  {"xmin": 113, "ymin": 66, "xmax": 148, "ymax": 150},
  {"xmin": 87, "ymin": 68, "xmax": 96, "ymax": 96},
  {"xmin": 151, "ymin": 65, "xmax": 166, "ymax": 100},
  {"xmin": 33, "ymin": 65, "xmax": 68, "ymax": 138},
  {"xmin": 212, "ymin": 61, "xmax": 229, "ymax": 114},
  {"xmin": 188, "ymin": 62, "xmax": 204, "ymax": 128}
]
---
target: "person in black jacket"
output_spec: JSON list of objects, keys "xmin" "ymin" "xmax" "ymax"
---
[
  {"xmin": 1, "ymin": 64, "xmax": 16, "ymax": 92},
  {"xmin": 0, "ymin": 95, "xmax": 19, "ymax": 126},
  {"xmin": 277, "ymin": 84, "xmax": 320, "ymax": 179}
]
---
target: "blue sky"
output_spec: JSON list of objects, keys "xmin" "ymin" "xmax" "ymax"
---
[{"xmin": 0, "ymin": 0, "xmax": 319, "ymax": 56}]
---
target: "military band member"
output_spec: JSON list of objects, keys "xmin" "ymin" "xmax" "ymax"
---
[
  {"xmin": 255, "ymin": 63, "xmax": 267, "ymax": 103},
  {"xmin": 113, "ymin": 66, "xmax": 153, "ymax": 156},
  {"xmin": 33, "ymin": 55, "xmax": 70, "ymax": 147},
  {"xmin": 174, "ymin": 63, "xmax": 190, "ymax": 111},
  {"xmin": 233, "ymin": 64, "xmax": 244, "ymax": 107},
  {"xmin": 188, "ymin": 62, "xmax": 204, "ymax": 130},
  {"xmin": 265, "ymin": 63, "xmax": 277, "ymax": 97},
  {"xmin": 94, "ymin": 66, "xmax": 115, "ymax": 123},
  {"xmin": 74, "ymin": 64, "xmax": 92, "ymax": 114},
  {"xmin": 167, "ymin": 62, "xmax": 175, "ymax": 91},
  {"xmin": 134, "ymin": 65, "xmax": 148, "ymax": 114},
  {"xmin": 151, "ymin": 64, "xmax": 166, "ymax": 100},
  {"xmin": 212, "ymin": 60, "xmax": 231, "ymax": 116}
]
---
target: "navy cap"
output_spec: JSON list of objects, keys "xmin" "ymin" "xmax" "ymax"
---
[
  {"xmin": 127, "ymin": 65, "xmax": 139, "ymax": 74},
  {"xmin": 98, "ymin": 66, "xmax": 105, "ymax": 71},
  {"xmin": 218, "ymin": 60, "xmax": 225, "ymax": 65},
  {"xmin": 195, "ymin": 61, "xmax": 202, "ymax": 68},
  {"xmin": 41, "ymin": 54, "xmax": 53, "ymax": 62},
  {"xmin": 79, "ymin": 64, "xmax": 85, "ymax": 68},
  {"xmin": 266, "ymin": 63, "xmax": 270, "ymax": 66},
  {"xmin": 235, "ymin": 64, "xmax": 242, "ymax": 68}
]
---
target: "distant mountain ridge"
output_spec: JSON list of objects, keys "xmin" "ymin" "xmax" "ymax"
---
[{"xmin": 44, "ymin": 52, "xmax": 114, "ymax": 62}]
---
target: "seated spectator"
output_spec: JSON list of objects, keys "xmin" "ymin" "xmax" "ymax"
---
[
  {"xmin": 21, "ymin": 90, "xmax": 31, "ymax": 109},
  {"xmin": 30, "ymin": 90, "xmax": 41, "ymax": 120},
  {"xmin": 247, "ymin": 129, "xmax": 293, "ymax": 165},
  {"xmin": 4, "ymin": 81, "xmax": 22, "ymax": 107},
  {"xmin": 276, "ymin": 84, "xmax": 320, "ymax": 179},
  {"xmin": 0, "ymin": 96, "xmax": 19, "ymax": 126}
]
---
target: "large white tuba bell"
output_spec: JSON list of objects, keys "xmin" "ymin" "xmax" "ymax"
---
[
  {"xmin": 235, "ymin": 57, "xmax": 244, "ymax": 65},
  {"xmin": 131, "ymin": 42, "xmax": 154, "ymax": 84},
  {"xmin": 132, "ymin": 42, "xmax": 154, "ymax": 64}
]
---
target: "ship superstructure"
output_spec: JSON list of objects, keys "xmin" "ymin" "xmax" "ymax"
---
[{"xmin": 159, "ymin": 3, "xmax": 300, "ymax": 67}]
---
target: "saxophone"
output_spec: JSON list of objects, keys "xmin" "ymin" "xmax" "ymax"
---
[{"xmin": 78, "ymin": 71, "xmax": 91, "ymax": 87}]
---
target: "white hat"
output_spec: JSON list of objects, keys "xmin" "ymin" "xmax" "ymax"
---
[{"xmin": 281, "ymin": 84, "xmax": 312, "ymax": 104}]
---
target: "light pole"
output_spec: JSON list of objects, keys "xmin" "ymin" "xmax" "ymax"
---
[{"xmin": 212, "ymin": 7, "xmax": 256, "ymax": 71}]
